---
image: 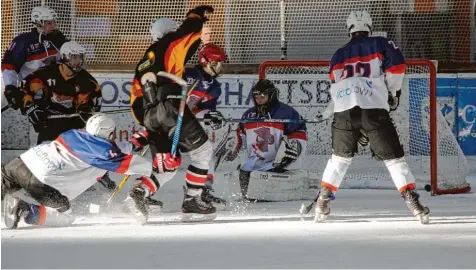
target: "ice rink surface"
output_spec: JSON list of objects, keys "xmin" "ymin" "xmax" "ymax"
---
[{"xmin": 2, "ymin": 172, "xmax": 476, "ymax": 268}]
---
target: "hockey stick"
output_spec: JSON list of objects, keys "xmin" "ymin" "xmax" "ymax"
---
[
  {"xmin": 299, "ymin": 194, "xmax": 319, "ymax": 215},
  {"xmin": 46, "ymin": 109, "xmax": 134, "ymax": 120},
  {"xmin": 156, "ymin": 71, "xmax": 198, "ymax": 158},
  {"xmin": 2, "ymin": 105, "xmax": 11, "ymax": 113},
  {"xmin": 212, "ymin": 124, "xmax": 237, "ymax": 171},
  {"xmin": 222, "ymin": 117, "xmax": 328, "ymax": 124},
  {"xmin": 98, "ymin": 145, "xmax": 150, "ymax": 212}
]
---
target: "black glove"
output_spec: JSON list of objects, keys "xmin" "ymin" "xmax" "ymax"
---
[
  {"xmin": 23, "ymin": 102, "xmax": 47, "ymax": 129},
  {"xmin": 204, "ymin": 110, "xmax": 225, "ymax": 130},
  {"xmin": 388, "ymin": 90, "xmax": 401, "ymax": 111},
  {"xmin": 4, "ymin": 85, "xmax": 24, "ymax": 110},
  {"xmin": 187, "ymin": 5, "xmax": 214, "ymax": 21}
]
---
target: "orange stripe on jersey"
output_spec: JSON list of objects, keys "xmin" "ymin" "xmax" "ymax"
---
[
  {"xmin": 131, "ymin": 78, "xmax": 143, "ymax": 99},
  {"xmin": 331, "ymin": 52, "xmax": 384, "ymax": 71},
  {"xmin": 116, "ymin": 154, "xmax": 133, "ymax": 174},
  {"xmin": 1, "ymin": 63, "xmax": 16, "ymax": 71},
  {"xmin": 288, "ymin": 131, "xmax": 307, "ymax": 141},
  {"xmin": 321, "ymin": 181, "xmax": 339, "ymax": 192},
  {"xmin": 76, "ymin": 92, "xmax": 90, "ymax": 108},
  {"xmin": 244, "ymin": 122, "xmax": 284, "ymax": 131},
  {"xmin": 385, "ymin": 63, "xmax": 406, "ymax": 74},
  {"xmin": 164, "ymin": 33, "xmax": 200, "ymax": 78},
  {"xmin": 26, "ymin": 49, "xmax": 58, "ymax": 61},
  {"xmin": 56, "ymin": 136, "xmax": 78, "ymax": 157}
]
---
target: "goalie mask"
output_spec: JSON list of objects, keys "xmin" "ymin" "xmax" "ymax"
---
[
  {"xmin": 252, "ymin": 79, "xmax": 279, "ymax": 115},
  {"xmin": 347, "ymin": 11, "xmax": 372, "ymax": 36},
  {"xmin": 199, "ymin": 44, "xmax": 227, "ymax": 77},
  {"xmin": 31, "ymin": 6, "xmax": 57, "ymax": 35},
  {"xmin": 60, "ymin": 41, "xmax": 86, "ymax": 73}
]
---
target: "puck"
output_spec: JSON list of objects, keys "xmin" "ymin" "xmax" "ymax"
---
[{"xmin": 424, "ymin": 184, "xmax": 431, "ymax": 192}]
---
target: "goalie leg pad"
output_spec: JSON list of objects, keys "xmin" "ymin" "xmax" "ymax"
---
[
  {"xmin": 384, "ymin": 157, "xmax": 416, "ymax": 192},
  {"xmin": 246, "ymin": 170, "xmax": 310, "ymax": 201},
  {"xmin": 321, "ymin": 154, "xmax": 353, "ymax": 191}
]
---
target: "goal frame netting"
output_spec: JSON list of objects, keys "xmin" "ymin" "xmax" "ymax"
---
[{"xmin": 259, "ymin": 59, "xmax": 471, "ymax": 196}]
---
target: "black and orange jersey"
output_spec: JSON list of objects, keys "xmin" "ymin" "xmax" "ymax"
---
[
  {"xmin": 21, "ymin": 63, "xmax": 102, "ymax": 114},
  {"xmin": 131, "ymin": 14, "xmax": 206, "ymax": 125}
]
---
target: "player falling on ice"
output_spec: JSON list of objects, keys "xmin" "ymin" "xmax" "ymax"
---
[
  {"xmin": 128, "ymin": 6, "xmax": 219, "ymax": 222},
  {"xmin": 184, "ymin": 43, "xmax": 228, "ymax": 208},
  {"xmin": 2, "ymin": 5, "xmax": 68, "ymax": 111},
  {"xmin": 225, "ymin": 79, "xmax": 308, "ymax": 202},
  {"xmin": 1, "ymin": 114, "xmax": 154, "ymax": 229},
  {"xmin": 314, "ymin": 11, "xmax": 430, "ymax": 223},
  {"xmin": 19, "ymin": 41, "xmax": 115, "ymax": 191}
]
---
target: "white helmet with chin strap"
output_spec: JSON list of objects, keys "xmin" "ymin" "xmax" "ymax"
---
[
  {"xmin": 31, "ymin": 6, "xmax": 57, "ymax": 31},
  {"xmin": 150, "ymin": 18, "xmax": 178, "ymax": 41},
  {"xmin": 347, "ymin": 11, "xmax": 372, "ymax": 35},
  {"xmin": 60, "ymin": 41, "xmax": 86, "ymax": 73},
  {"xmin": 86, "ymin": 113, "xmax": 116, "ymax": 140}
]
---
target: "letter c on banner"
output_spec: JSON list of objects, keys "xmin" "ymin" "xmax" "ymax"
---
[
  {"xmin": 461, "ymin": 104, "xmax": 475, "ymax": 124},
  {"xmin": 100, "ymin": 81, "xmax": 118, "ymax": 104}
]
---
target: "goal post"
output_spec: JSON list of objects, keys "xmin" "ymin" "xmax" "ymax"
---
[{"xmin": 259, "ymin": 60, "xmax": 471, "ymax": 196}]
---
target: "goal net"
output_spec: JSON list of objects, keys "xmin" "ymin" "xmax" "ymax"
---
[{"xmin": 259, "ymin": 60, "xmax": 470, "ymax": 195}]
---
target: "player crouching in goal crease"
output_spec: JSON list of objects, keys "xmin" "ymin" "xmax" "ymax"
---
[
  {"xmin": 314, "ymin": 11, "xmax": 430, "ymax": 224},
  {"xmin": 225, "ymin": 79, "xmax": 308, "ymax": 202},
  {"xmin": 1, "ymin": 114, "xmax": 159, "ymax": 229}
]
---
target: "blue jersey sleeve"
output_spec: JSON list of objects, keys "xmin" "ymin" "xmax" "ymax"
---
[{"xmin": 380, "ymin": 37, "xmax": 406, "ymax": 74}]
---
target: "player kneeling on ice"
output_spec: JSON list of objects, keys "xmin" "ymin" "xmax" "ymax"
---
[
  {"xmin": 314, "ymin": 11, "xmax": 429, "ymax": 224},
  {"xmin": 1, "ymin": 114, "xmax": 154, "ymax": 229},
  {"xmin": 225, "ymin": 79, "xmax": 308, "ymax": 202}
]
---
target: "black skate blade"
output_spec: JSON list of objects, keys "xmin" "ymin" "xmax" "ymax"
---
[
  {"xmin": 124, "ymin": 197, "xmax": 148, "ymax": 226},
  {"xmin": 181, "ymin": 212, "xmax": 217, "ymax": 223}
]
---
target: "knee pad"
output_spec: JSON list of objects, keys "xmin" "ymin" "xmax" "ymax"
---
[
  {"xmin": 321, "ymin": 154, "xmax": 353, "ymax": 191},
  {"xmin": 384, "ymin": 157, "xmax": 416, "ymax": 192}
]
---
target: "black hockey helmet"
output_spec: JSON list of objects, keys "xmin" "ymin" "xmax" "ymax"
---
[{"xmin": 252, "ymin": 79, "xmax": 279, "ymax": 114}]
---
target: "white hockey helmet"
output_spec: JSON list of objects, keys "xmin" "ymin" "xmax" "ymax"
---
[
  {"xmin": 150, "ymin": 18, "xmax": 178, "ymax": 41},
  {"xmin": 60, "ymin": 41, "xmax": 86, "ymax": 73},
  {"xmin": 86, "ymin": 113, "xmax": 116, "ymax": 140},
  {"xmin": 31, "ymin": 6, "xmax": 57, "ymax": 26},
  {"xmin": 346, "ymin": 11, "xmax": 372, "ymax": 34}
]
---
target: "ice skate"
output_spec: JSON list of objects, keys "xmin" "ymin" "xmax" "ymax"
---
[
  {"xmin": 314, "ymin": 187, "xmax": 334, "ymax": 223},
  {"xmin": 125, "ymin": 187, "xmax": 149, "ymax": 225},
  {"xmin": 145, "ymin": 197, "xmax": 163, "ymax": 213},
  {"xmin": 202, "ymin": 185, "xmax": 227, "ymax": 210},
  {"xmin": 401, "ymin": 189, "xmax": 430, "ymax": 224},
  {"xmin": 3, "ymin": 194, "xmax": 30, "ymax": 229},
  {"xmin": 181, "ymin": 186, "xmax": 217, "ymax": 222}
]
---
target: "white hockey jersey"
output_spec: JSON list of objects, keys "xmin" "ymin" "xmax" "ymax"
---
[
  {"xmin": 329, "ymin": 35, "xmax": 406, "ymax": 112},
  {"xmin": 20, "ymin": 129, "xmax": 152, "ymax": 200},
  {"xmin": 239, "ymin": 102, "xmax": 307, "ymax": 172}
]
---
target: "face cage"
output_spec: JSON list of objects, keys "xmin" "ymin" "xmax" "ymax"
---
[{"xmin": 63, "ymin": 54, "xmax": 85, "ymax": 73}]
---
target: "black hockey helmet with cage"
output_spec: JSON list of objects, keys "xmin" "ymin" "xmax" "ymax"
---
[{"xmin": 252, "ymin": 79, "xmax": 279, "ymax": 113}]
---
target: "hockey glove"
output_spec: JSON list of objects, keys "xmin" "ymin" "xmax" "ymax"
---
[
  {"xmin": 272, "ymin": 137, "xmax": 302, "ymax": 170},
  {"xmin": 388, "ymin": 90, "xmax": 401, "ymax": 111},
  {"xmin": 4, "ymin": 85, "xmax": 24, "ymax": 110},
  {"xmin": 357, "ymin": 129, "xmax": 369, "ymax": 147},
  {"xmin": 204, "ymin": 111, "xmax": 225, "ymax": 130},
  {"xmin": 23, "ymin": 102, "xmax": 47, "ymax": 130},
  {"xmin": 187, "ymin": 5, "xmax": 214, "ymax": 21},
  {"xmin": 224, "ymin": 129, "xmax": 243, "ymax": 162},
  {"xmin": 153, "ymin": 153, "xmax": 182, "ymax": 174},
  {"xmin": 131, "ymin": 130, "xmax": 149, "ymax": 152}
]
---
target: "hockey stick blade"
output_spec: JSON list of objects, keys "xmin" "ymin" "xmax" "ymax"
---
[
  {"xmin": 299, "ymin": 195, "xmax": 319, "ymax": 215},
  {"xmin": 2, "ymin": 105, "xmax": 11, "ymax": 113}
]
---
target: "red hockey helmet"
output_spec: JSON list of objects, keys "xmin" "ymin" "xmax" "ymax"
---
[{"xmin": 198, "ymin": 44, "xmax": 226, "ymax": 76}]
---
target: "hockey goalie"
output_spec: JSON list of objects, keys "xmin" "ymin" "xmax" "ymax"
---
[{"xmin": 225, "ymin": 79, "xmax": 309, "ymax": 202}]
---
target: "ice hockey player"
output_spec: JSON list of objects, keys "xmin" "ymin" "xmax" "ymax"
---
[
  {"xmin": 2, "ymin": 5, "xmax": 68, "ymax": 111},
  {"xmin": 184, "ymin": 43, "xmax": 228, "ymax": 208},
  {"xmin": 225, "ymin": 79, "xmax": 308, "ymax": 202},
  {"xmin": 128, "ymin": 6, "xmax": 219, "ymax": 221},
  {"xmin": 19, "ymin": 41, "xmax": 114, "ymax": 191},
  {"xmin": 1, "ymin": 114, "xmax": 154, "ymax": 229},
  {"xmin": 314, "ymin": 11, "xmax": 430, "ymax": 223}
]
